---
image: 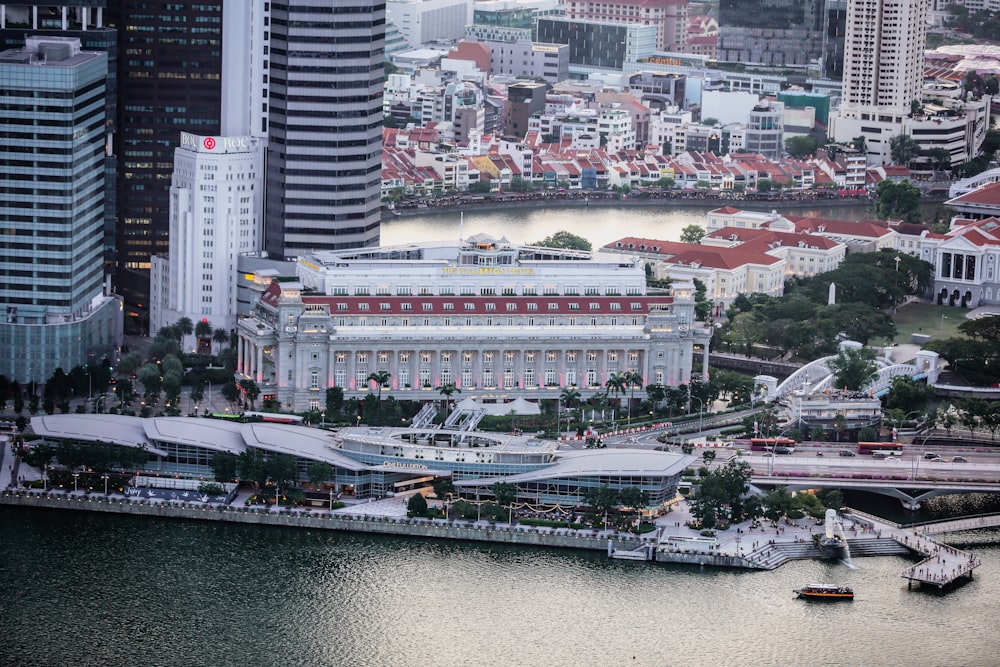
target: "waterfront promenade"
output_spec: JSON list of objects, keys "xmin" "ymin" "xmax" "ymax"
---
[{"xmin": 1, "ymin": 440, "xmax": 987, "ymax": 588}]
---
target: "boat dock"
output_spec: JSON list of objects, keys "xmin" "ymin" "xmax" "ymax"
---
[{"xmin": 848, "ymin": 509, "xmax": 983, "ymax": 588}]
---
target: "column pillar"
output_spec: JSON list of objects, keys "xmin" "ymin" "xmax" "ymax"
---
[
  {"xmin": 701, "ymin": 340, "xmax": 710, "ymax": 382},
  {"xmin": 256, "ymin": 345, "xmax": 263, "ymax": 383}
]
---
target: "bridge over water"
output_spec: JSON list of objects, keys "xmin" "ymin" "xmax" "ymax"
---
[{"xmin": 750, "ymin": 474, "xmax": 1000, "ymax": 510}]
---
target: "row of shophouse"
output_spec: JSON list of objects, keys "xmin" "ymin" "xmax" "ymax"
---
[{"xmin": 382, "ymin": 130, "xmax": 874, "ymax": 197}]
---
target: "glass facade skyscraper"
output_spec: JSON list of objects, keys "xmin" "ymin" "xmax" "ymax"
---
[
  {"xmin": 718, "ymin": 0, "xmax": 828, "ymax": 70},
  {"xmin": 0, "ymin": 36, "xmax": 121, "ymax": 381}
]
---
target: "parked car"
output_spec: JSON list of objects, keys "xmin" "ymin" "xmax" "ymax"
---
[
  {"xmin": 952, "ymin": 456, "xmax": 968, "ymax": 463},
  {"xmin": 839, "ymin": 450, "xmax": 856, "ymax": 457}
]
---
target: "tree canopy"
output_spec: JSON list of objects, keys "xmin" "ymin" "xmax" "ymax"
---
[
  {"xmin": 874, "ymin": 179, "xmax": 922, "ymax": 224},
  {"xmin": 680, "ymin": 224, "xmax": 705, "ymax": 244},
  {"xmin": 529, "ymin": 230, "xmax": 592, "ymax": 251}
]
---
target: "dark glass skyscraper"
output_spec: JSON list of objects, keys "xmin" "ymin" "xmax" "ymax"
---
[
  {"xmin": 105, "ymin": 1, "xmax": 223, "ymax": 312},
  {"xmin": 263, "ymin": 1, "xmax": 385, "ymax": 260},
  {"xmin": 718, "ymin": 0, "xmax": 828, "ymax": 71}
]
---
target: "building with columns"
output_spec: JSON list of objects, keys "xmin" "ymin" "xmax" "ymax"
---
[{"xmin": 235, "ymin": 235, "xmax": 711, "ymax": 412}]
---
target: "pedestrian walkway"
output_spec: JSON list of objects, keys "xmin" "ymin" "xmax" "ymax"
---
[{"xmin": 849, "ymin": 509, "xmax": 982, "ymax": 588}]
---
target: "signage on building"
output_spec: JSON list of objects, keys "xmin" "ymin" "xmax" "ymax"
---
[
  {"xmin": 382, "ymin": 461, "xmax": 429, "ymax": 470},
  {"xmin": 441, "ymin": 267, "xmax": 535, "ymax": 276},
  {"xmin": 180, "ymin": 131, "xmax": 254, "ymax": 153}
]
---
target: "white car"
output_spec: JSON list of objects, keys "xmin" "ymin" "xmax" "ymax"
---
[{"xmin": 883, "ymin": 456, "xmax": 900, "ymax": 462}]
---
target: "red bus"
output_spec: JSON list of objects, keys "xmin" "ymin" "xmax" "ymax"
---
[
  {"xmin": 750, "ymin": 437, "xmax": 795, "ymax": 452},
  {"xmin": 858, "ymin": 442, "xmax": 903, "ymax": 456}
]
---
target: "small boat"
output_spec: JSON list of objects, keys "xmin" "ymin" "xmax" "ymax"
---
[{"xmin": 793, "ymin": 584, "xmax": 854, "ymax": 601}]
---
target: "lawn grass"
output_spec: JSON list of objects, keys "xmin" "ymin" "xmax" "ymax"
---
[{"xmin": 892, "ymin": 302, "xmax": 969, "ymax": 343}]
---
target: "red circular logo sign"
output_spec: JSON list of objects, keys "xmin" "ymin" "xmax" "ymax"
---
[{"xmin": 203, "ymin": 137, "xmax": 216, "ymax": 150}]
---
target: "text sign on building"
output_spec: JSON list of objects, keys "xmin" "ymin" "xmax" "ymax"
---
[
  {"xmin": 441, "ymin": 267, "xmax": 535, "ymax": 276},
  {"xmin": 180, "ymin": 132, "xmax": 254, "ymax": 153}
]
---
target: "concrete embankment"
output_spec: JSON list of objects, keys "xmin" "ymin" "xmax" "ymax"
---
[
  {"xmin": 388, "ymin": 196, "xmax": 887, "ymax": 219},
  {"xmin": 0, "ymin": 491, "xmax": 620, "ymax": 553}
]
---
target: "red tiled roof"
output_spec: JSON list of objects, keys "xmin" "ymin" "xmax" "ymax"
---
[{"xmin": 948, "ymin": 181, "xmax": 1000, "ymax": 206}]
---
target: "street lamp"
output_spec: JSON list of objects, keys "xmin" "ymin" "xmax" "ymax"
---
[
  {"xmin": 321, "ymin": 411, "xmax": 326, "ymax": 428},
  {"xmin": 102, "ymin": 474, "xmax": 109, "ymax": 495},
  {"xmin": 941, "ymin": 314, "xmax": 948, "ymax": 334},
  {"xmin": 690, "ymin": 395, "xmax": 704, "ymax": 434},
  {"xmin": 72, "ymin": 472, "xmax": 79, "ymax": 493}
]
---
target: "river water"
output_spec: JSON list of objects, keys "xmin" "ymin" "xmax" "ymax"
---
[
  {"xmin": 381, "ymin": 202, "xmax": 886, "ymax": 248},
  {"xmin": 2, "ymin": 506, "xmax": 997, "ymax": 666}
]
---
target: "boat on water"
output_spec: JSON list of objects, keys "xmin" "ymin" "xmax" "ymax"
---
[{"xmin": 794, "ymin": 584, "xmax": 854, "ymax": 601}]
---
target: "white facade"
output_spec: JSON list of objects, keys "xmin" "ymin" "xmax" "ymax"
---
[
  {"xmin": 387, "ymin": 0, "xmax": 473, "ymax": 48},
  {"xmin": 236, "ymin": 235, "xmax": 711, "ymax": 411},
  {"xmin": 830, "ymin": 0, "xmax": 928, "ymax": 165},
  {"xmin": 150, "ymin": 132, "xmax": 264, "ymax": 353}
]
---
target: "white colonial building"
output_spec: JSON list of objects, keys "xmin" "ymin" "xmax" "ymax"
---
[
  {"xmin": 150, "ymin": 132, "xmax": 264, "ymax": 352},
  {"xmin": 235, "ymin": 234, "xmax": 711, "ymax": 412}
]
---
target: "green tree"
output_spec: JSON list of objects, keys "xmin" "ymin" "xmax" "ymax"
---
[
  {"xmin": 583, "ymin": 484, "xmax": 620, "ymax": 522},
  {"xmin": 308, "ymin": 461, "xmax": 334, "ymax": 489},
  {"xmin": 889, "ymin": 134, "xmax": 920, "ymax": 166},
  {"xmin": 438, "ymin": 383, "xmax": 461, "ymax": 414},
  {"xmin": 756, "ymin": 178, "xmax": 772, "ymax": 192},
  {"xmin": 238, "ymin": 378, "xmax": 260, "ymax": 409},
  {"xmin": 433, "ymin": 478, "xmax": 455, "ymax": 500},
  {"xmin": 326, "ymin": 386, "xmax": 344, "ymax": 415},
  {"xmin": 194, "ymin": 319, "xmax": 213, "ymax": 349},
  {"xmin": 238, "ymin": 449, "xmax": 268, "ymax": 486},
  {"xmin": 785, "ymin": 135, "xmax": 817, "ymax": 158},
  {"xmin": 137, "ymin": 363, "xmax": 163, "ymax": 403},
  {"xmin": 491, "ymin": 482, "xmax": 517, "ymax": 509},
  {"xmin": 927, "ymin": 147, "xmax": 952, "ymax": 172},
  {"xmin": 529, "ymin": 230, "xmax": 592, "ymax": 251},
  {"xmin": 212, "ymin": 327, "xmax": 229, "ymax": 355},
  {"xmin": 267, "ymin": 453, "xmax": 299, "ymax": 489},
  {"xmin": 874, "ymin": 179, "xmax": 922, "ymax": 224},
  {"xmin": 366, "ymin": 370, "xmax": 392, "ymax": 404},
  {"xmin": 210, "ymin": 452, "xmax": 239, "ymax": 482},
  {"xmin": 407, "ymin": 492, "xmax": 429, "ymax": 516},
  {"xmin": 885, "ymin": 376, "xmax": 935, "ymax": 412},
  {"xmin": 827, "ymin": 346, "xmax": 878, "ymax": 391},
  {"xmin": 680, "ymin": 224, "xmax": 705, "ymax": 244},
  {"xmin": 606, "ymin": 372, "xmax": 627, "ymax": 410}
]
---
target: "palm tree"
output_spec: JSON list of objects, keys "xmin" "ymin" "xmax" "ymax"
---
[
  {"xmin": 212, "ymin": 327, "xmax": 229, "ymax": 355},
  {"xmin": 366, "ymin": 370, "xmax": 392, "ymax": 411},
  {"xmin": 556, "ymin": 387, "xmax": 584, "ymax": 431},
  {"xmin": 623, "ymin": 371, "xmax": 643, "ymax": 422},
  {"xmin": 439, "ymin": 383, "xmax": 461, "ymax": 414},
  {"xmin": 606, "ymin": 372, "xmax": 626, "ymax": 414},
  {"xmin": 194, "ymin": 319, "xmax": 212, "ymax": 354},
  {"xmin": 175, "ymin": 317, "xmax": 194, "ymax": 344}
]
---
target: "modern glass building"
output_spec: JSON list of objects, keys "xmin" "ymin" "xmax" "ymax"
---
[
  {"xmin": 31, "ymin": 414, "xmax": 694, "ymax": 510},
  {"xmin": 536, "ymin": 18, "xmax": 656, "ymax": 73},
  {"xmin": 263, "ymin": 0, "xmax": 385, "ymax": 260},
  {"xmin": 0, "ymin": 0, "xmax": 119, "ymax": 276},
  {"xmin": 0, "ymin": 35, "xmax": 122, "ymax": 382},
  {"xmin": 717, "ymin": 0, "xmax": 828, "ymax": 70}
]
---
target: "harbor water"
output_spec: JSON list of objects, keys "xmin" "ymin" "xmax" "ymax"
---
[{"xmin": 1, "ymin": 506, "xmax": 997, "ymax": 666}]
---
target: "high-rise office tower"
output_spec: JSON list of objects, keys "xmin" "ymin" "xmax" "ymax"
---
[
  {"xmin": 0, "ymin": 1, "xmax": 118, "ymax": 270},
  {"xmin": 149, "ymin": 132, "xmax": 264, "ymax": 352},
  {"xmin": 105, "ymin": 2, "xmax": 224, "ymax": 312},
  {"xmin": 0, "ymin": 36, "xmax": 122, "ymax": 381},
  {"xmin": 262, "ymin": 1, "xmax": 385, "ymax": 259},
  {"xmin": 830, "ymin": 0, "xmax": 928, "ymax": 164}
]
